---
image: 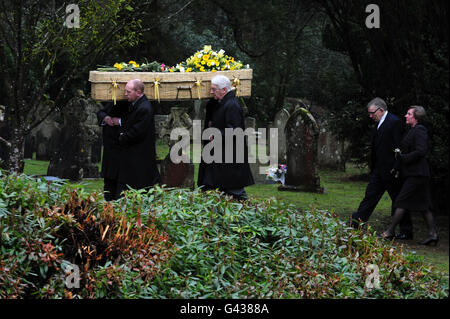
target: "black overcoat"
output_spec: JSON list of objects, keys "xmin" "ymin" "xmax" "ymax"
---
[
  {"xmin": 398, "ymin": 124, "xmax": 430, "ymax": 177},
  {"xmin": 97, "ymin": 101, "xmax": 129, "ymax": 180},
  {"xmin": 370, "ymin": 112, "xmax": 403, "ymax": 180},
  {"xmin": 118, "ymin": 95, "xmax": 160, "ymax": 189},
  {"xmin": 198, "ymin": 91, "xmax": 254, "ymax": 189}
]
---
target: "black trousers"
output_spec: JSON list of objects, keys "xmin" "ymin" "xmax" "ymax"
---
[
  {"xmin": 352, "ymin": 172, "xmax": 413, "ymax": 234},
  {"xmin": 104, "ymin": 178, "xmax": 128, "ymax": 201}
]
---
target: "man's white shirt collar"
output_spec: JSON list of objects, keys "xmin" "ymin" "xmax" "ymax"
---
[{"xmin": 377, "ymin": 110, "xmax": 388, "ymax": 129}]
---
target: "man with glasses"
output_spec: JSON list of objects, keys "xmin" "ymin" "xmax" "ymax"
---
[{"xmin": 350, "ymin": 98, "xmax": 412, "ymax": 239}]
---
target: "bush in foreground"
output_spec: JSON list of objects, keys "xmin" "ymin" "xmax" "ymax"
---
[{"xmin": 0, "ymin": 171, "xmax": 448, "ymax": 298}]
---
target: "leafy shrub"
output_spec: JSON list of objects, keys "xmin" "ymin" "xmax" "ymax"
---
[
  {"xmin": 128, "ymin": 187, "xmax": 448, "ymax": 299},
  {"xmin": 0, "ymin": 172, "xmax": 173, "ymax": 298},
  {"xmin": 0, "ymin": 171, "xmax": 448, "ymax": 298}
]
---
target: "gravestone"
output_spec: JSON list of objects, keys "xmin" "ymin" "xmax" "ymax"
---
[
  {"xmin": 273, "ymin": 108, "xmax": 290, "ymax": 164},
  {"xmin": 155, "ymin": 114, "xmax": 169, "ymax": 138},
  {"xmin": 159, "ymin": 107, "xmax": 193, "ymax": 146},
  {"xmin": 190, "ymin": 100, "xmax": 206, "ymax": 131},
  {"xmin": 47, "ymin": 91, "xmax": 100, "ymax": 180},
  {"xmin": 279, "ymin": 107, "xmax": 323, "ymax": 193},
  {"xmin": 248, "ymin": 162, "xmax": 268, "ymax": 184},
  {"xmin": 318, "ymin": 127, "xmax": 346, "ymax": 171},
  {"xmin": 26, "ymin": 118, "xmax": 61, "ymax": 160},
  {"xmin": 285, "ymin": 97, "xmax": 346, "ymax": 171},
  {"xmin": 245, "ymin": 117, "xmax": 256, "ymax": 130},
  {"xmin": 159, "ymin": 106, "xmax": 194, "ymax": 189}
]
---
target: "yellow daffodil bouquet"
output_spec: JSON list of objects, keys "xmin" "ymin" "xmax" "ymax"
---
[
  {"xmin": 168, "ymin": 45, "xmax": 250, "ymax": 72},
  {"xmin": 95, "ymin": 46, "xmax": 249, "ymax": 73}
]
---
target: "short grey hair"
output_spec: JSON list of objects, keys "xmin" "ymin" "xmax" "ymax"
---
[
  {"xmin": 410, "ymin": 105, "xmax": 426, "ymax": 122},
  {"xmin": 211, "ymin": 75, "xmax": 231, "ymax": 92},
  {"xmin": 130, "ymin": 79, "xmax": 145, "ymax": 93},
  {"xmin": 367, "ymin": 97, "xmax": 387, "ymax": 111}
]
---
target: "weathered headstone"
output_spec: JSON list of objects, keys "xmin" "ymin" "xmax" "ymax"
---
[
  {"xmin": 155, "ymin": 114, "xmax": 169, "ymax": 138},
  {"xmin": 47, "ymin": 91, "xmax": 101, "ymax": 180},
  {"xmin": 159, "ymin": 106, "xmax": 194, "ymax": 189},
  {"xmin": 318, "ymin": 126, "xmax": 346, "ymax": 171},
  {"xmin": 279, "ymin": 107, "xmax": 323, "ymax": 193},
  {"xmin": 248, "ymin": 162, "xmax": 267, "ymax": 184},
  {"xmin": 245, "ymin": 117, "xmax": 256, "ymax": 130},
  {"xmin": 190, "ymin": 100, "xmax": 206, "ymax": 131},
  {"xmin": 159, "ymin": 107, "xmax": 193, "ymax": 146},
  {"xmin": 285, "ymin": 97, "xmax": 346, "ymax": 171},
  {"xmin": 26, "ymin": 118, "xmax": 61, "ymax": 160},
  {"xmin": 159, "ymin": 155, "xmax": 195, "ymax": 189},
  {"xmin": 273, "ymin": 108, "xmax": 290, "ymax": 164}
]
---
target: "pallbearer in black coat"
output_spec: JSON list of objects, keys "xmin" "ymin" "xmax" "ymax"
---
[
  {"xmin": 197, "ymin": 75, "xmax": 254, "ymax": 200},
  {"xmin": 351, "ymin": 97, "xmax": 413, "ymax": 238},
  {"xmin": 117, "ymin": 79, "xmax": 160, "ymax": 192},
  {"xmin": 381, "ymin": 106, "xmax": 438, "ymax": 246},
  {"xmin": 97, "ymin": 100, "xmax": 129, "ymax": 201}
]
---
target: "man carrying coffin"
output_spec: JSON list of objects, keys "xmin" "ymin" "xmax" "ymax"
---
[{"xmin": 197, "ymin": 75, "xmax": 254, "ymax": 200}]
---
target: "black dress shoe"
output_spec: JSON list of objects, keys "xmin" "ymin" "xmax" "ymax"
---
[
  {"xmin": 395, "ymin": 232, "xmax": 413, "ymax": 240},
  {"xmin": 379, "ymin": 231, "xmax": 395, "ymax": 240},
  {"xmin": 418, "ymin": 236, "xmax": 439, "ymax": 246}
]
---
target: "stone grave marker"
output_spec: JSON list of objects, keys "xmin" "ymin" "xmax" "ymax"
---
[{"xmin": 279, "ymin": 107, "xmax": 323, "ymax": 193}]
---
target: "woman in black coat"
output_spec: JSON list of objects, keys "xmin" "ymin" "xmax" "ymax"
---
[{"xmin": 381, "ymin": 106, "xmax": 438, "ymax": 245}]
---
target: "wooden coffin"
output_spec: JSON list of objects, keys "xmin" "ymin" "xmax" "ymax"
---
[{"xmin": 88, "ymin": 69, "xmax": 252, "ymax": 101}]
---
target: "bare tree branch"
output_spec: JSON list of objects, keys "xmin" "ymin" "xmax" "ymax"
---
[
  {"xmin": 139, "ymin": 0, "xmax": 195, "ymax": 33},
  {"xmin": 0, "ymin": 136, "xmax": 11, "ymax": 147}
]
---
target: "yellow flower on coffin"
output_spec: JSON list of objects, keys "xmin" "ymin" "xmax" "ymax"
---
[
  {"xmin": 114, "ymin": 63, "xmax": 123, "ymax": 71},
  {"xmin": 128, "ymin": 60, "xmax": 139, "ymax": 68},
  {"xmin": 186, "ymin": 67, "xmax": 192, "ymax": 72},
  {"xmin": 199, "ymin": 66, "xmax": 205, "ymax": 72},
  {"xmin": 203, "ymin": 45, "xmax": 212, "ymax": 53}
]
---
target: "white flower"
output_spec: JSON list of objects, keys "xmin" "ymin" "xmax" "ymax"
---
[
  {"xmin": 180, "ymin": 66, "xmax": 185, "ymax": 72},
  {"xmin": 218, "ymin": 49, "xmax": 225, "ymax": 56}
]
